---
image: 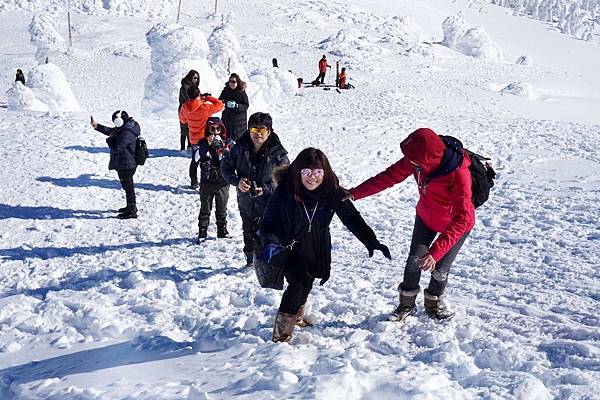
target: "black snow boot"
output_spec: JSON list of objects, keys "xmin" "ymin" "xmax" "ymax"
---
[
  {"xmin": 424, "ymin": 289, "xmax": 454, "ymax": 320},
  {"xmin": 190, "ymin": 180, "xmax": 199, "ymax": 190},
  {"xmin": 217, "ymin": 223, "xmax": 229, "ymax": 238},
  {"xmin": 390, "ymin": 286, "xmax": 419, "ymax": 322},
  {"xmin": 117, "ymin": 204, "xmax": 137, "ymax": 220},
  {"xmin": 196, "ymin": 226, "xmax": 208, "ymax": 243}
]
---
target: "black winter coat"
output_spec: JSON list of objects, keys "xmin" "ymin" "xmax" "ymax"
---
[
  {"xmin": 95, "ymin": 118, "xmax": 140, "ymax": 171},
  {"xmin": 258, "ymin": 174, "xmax": 378, "ymax": 285},
  {"xmin": 196, "ymin": 137, "xmax": 234, "ymax": 186},
  {"xmin": 218, "ymin": 86, "xmax": 249, "ymax": 141},
  {"xmin": 220, "ymin": 131, "xmax": 289, "ymax": 219}
]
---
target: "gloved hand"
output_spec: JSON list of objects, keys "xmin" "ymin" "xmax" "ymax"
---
[
  {"xmin": 259, "ymin": 243, "xmax": 286, "ymax": 263},
  {"xmin": 226, "ymin": 100, "xmax": 237, "ymax": 109},
  {"xmin": 366, "ymin": 240, "xmax": 391, "ymax": 259}
]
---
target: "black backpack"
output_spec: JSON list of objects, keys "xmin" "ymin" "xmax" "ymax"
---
[
  {"xmin": 466, "ymin": 149, "xmax": 495, "ymax": 208},
  {"xmin": 135, "ymin": 136, "xmax": 149, "ymax": 166}
]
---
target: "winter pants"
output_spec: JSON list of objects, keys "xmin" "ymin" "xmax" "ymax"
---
[
  {"xmin": 279, "ymin": 265, "xmax": 315, "ymax": 315},
  {"xmin": 240, "ymin": 212, "xmax": 259, "ymax": 263},
  {"xmin": 401, "ymin": 216, "xmax": 469, "ymax": 297},
  {"xmin": 316, "ymin": 72, "xmax": 326, "ymax": 84},
  {"xmin": 117, "ymin": 168, "xmax": 136, "ymax": 207},
  {"xmin": 199, "ymin": 183, "xmax": 229, "ymax": 228},
  {"xmin": 180, "ymin": 123, "xmax": 190, "ymax": 150},
  {"xmin": 189, "ymin": 155, "xmax": 200, "ymax": 185}
]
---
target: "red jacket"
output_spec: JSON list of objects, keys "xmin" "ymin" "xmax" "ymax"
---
[
  {"xmin": 319, "ymin": 59, "xmax": 329, "ymax": 73},
  {"xmin": 179, "ymin": 96, "xmax": 224, "ymax": 145},
  {"xmin": 350, "ymin": 128, "xmax": 475, "ymax": 261},
  {"xmin": 338, "ymin": 71, "xmax": 347, "ymax": 88}
]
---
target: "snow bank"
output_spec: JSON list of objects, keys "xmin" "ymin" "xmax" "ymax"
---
[
  {"xmin": 142, "ymin": 22, "xmax": 220, "ymax": 119},
  {"xmin": 29, "ymin": 12, "xmax": 67, "ymax": 64},
  {"xmin": 501, "ymin": 81, "xmax": 535, "ymax": 99},
  {"xmin": 319, "ymin": 29, "xmax": 374, "ymax": 60},
  {"xmin": 247, "ymin": 67, "xmax": 297, "ymax": 112},
  {"xmin": 207, "ymin": 21, "xmax": 249, "ymax": 83},
  {"xmin": 442, "ymin": 14, "xmax": 503, "ymax": 62},
  {"xmin": 7, "ymin": 63, "xmax": 80, "ymax": 111},
  {"xmin": 1, "ymin": 0, "xmax": 177, "ymax": 18}
]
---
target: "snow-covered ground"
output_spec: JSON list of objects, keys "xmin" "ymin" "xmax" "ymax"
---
[{"xmin": 0, "ymin": 0, "xmax": 599, "ymax": 399}]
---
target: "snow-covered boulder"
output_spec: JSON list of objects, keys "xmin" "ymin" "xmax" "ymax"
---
[
  {"xmin": 247, "ymin": 67, "xmax": 297, "ymax": 112},
  {"xmin": 442, "ymin": 14, "xmax": 469, "ymax": 47},
  {"xmin": 142, "ymin": 22, "xmax": 220, "ymax": 119},
  {"xmin": 501, "ymin": 81, "xmax": 535, "ymax": 99},
  {"xmin": 29, "ymin": 12, "xmax": 67, "ymax": 64},
  {"xmin": 207, "ymin": 22, "xmax": 248, "ymax": 83},
  {"xmin": 8, "ymin": 63, "xmax": 80, "ymax": 112},
  {"xmin": 442, "ymin": 15, "xmax": 503, "ymax": 62},
  {"xmin": 5, "ymin": 82, "xmax": 50, "ymax": 112}
]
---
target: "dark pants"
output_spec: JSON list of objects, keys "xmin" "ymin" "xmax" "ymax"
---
[
  {"xmin": 117, "ymin": 169, "xmax": 136, "ymax": 207},
  {"xmin": 180, "ymin": 123, "xmax": 190, "ymax": 150},
  {"xmin": 189, "ymin": 157, "xmax": 200, "ymax": 184},
  {"xmin": 199, "ymin": 183, "xmax": 229, "ymax": 228},
  {"xmin": 240, "ymin": 212, "xmax": 258, "ymax": 263},
  {"xmin": 279, "ymin": 264, "xmax": 314, "ymax": 315},
  {"xmin": 316, "ymin": 72, "xmax": 326, "ymax": 84},
  {"xmin": 401, "ymin": 216, "xmax": 469, "ymax": 296}
]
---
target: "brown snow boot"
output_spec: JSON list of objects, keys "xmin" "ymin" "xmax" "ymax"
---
[
  {"xmin": 424, "ymin": 289, "xmax": 454, "ymax": 320},
  {"xmin": 390, "ymin": 286, "xmax": 419, "ymax": 322},
  {"xmin": 272, "ymin": 311, "xmax": 296, "ymax": 343},
  {"xmin": 295, "ymin": 304, "xmax": 313, "ymax": 328}
]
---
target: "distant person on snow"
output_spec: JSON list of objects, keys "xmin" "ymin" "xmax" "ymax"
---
[
  {"xmin": 257, "ymin": 148, "xmax": 391, "ymax": 343},
  {"xmin": 315, "ymin": 55, "xmax": 331, "ymax": 85},
  {"xmin": 272, "ymin": 58, "xmax": 279, "ymax": 68},
  {"xmin": 220, "ymin": 112, "xmax": 289, "ymax": 267},
  {"xmin": 337, "ymin": 67, "xmax": 354, "ymax": 89},
  {"xmin": 179, "ymin": 85, "xmax": 224, "ymax": 189},
  {"xmin": 90, "ymin": 110, "xmax": 141, "ymax": 219},
  {"xmin": 348, "ymin": 128, "xmax": 475, "ymax": 321},
  {"xmin": 218, "ymin": 73, "xmax": 249, "ymax": 142},
  {"xmin": 15, "ymin": 69, "xmax": 25, "ymax": 85},
  {"xmin": 178, "ymin": 70, "xmax": 200, "ymax": 151},
  {"xmin": 195, "ymin": 117, "xmax": 234, "ymax": 242}
]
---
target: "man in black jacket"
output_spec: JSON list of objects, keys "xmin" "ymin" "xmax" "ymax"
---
[
  {"xmin": 221, "ymin": 112, "xmax": 289, "ymax": 266},
  {"xmin": 91, "ymin": 110, "xmax": 141, "ymax": 219}
]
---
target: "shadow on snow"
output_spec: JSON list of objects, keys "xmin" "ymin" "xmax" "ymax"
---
[
  {"xmin": 0, "ymin": 204, "xmax": 109, "ymax": 220},
  {"xmin": 65, "ymin": 145, "xmax": 190, "ymax": 159},
  {"xmin": 37, "ymin": 174, "xmax": 180, "ymax": 193}
]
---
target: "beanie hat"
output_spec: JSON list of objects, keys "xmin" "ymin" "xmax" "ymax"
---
[
  {"xmin": 248, "ymin": 112, "xmax": 273, "ymax": 131},
  {"xmin": 400, "ymin": 128, "xmax": 446, "ymax": 173}
]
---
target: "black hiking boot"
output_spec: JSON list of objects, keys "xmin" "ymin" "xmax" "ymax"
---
[
  {"xmin": 217, "ymin": 224, "xmax": 229, "ymax": 238},
  {"xmin": 117, "ymin": 205, "xmax": 137, "ymax": 220},
  {"xmin": 190, "ymin": 181, "xmax": 199, "ymax": 190},
  {"xmin": 196, "ymin": 226, "xmax": 208, "ymax": 243},
  {"xmin": 424, "ymin": 289, "xmax": 454, "ymax": 320}
]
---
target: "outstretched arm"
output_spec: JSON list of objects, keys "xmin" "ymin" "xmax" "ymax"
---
[
  {"xmin": 336, "ymin": 199, "xmax": 391, "ymax": 259},
  {"xmin": 349, "ymin": 157, "xmax": 413, "ymax": 201}
]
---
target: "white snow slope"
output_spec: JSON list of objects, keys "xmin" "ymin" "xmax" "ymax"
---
[{"xmin": 0, "ymin": 0, "xmax": 599, "ymax": 399}]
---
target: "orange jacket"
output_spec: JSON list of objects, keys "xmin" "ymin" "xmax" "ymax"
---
[
  {"xmin": 319, "ymin": 59, "xmax": 330, "ymax": 73},
  {"xmin": 179, "ymin": 96, "xmax": 224, "ymax": 144},
  {"xmin": 338, "ymin": 71, "xmax": 347, "ymax": 88}
]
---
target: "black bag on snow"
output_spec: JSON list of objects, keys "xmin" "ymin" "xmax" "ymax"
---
[
  {"xmin": 465, "ymin": 149, "xmax": 495, "ymax": 208},
  {"xmin": 135, "ymin": 136, "xmax": 149, "ymax": 165}
]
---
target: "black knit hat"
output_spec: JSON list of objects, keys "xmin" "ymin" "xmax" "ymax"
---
[{"xmin": 248, "ymin": 112, "xmax": 272, "ymax": 131}]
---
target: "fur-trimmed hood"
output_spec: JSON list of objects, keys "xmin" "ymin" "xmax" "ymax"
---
[{"xmin": 272, "ymin": 164, "xmax": 289, "ymax": 185}]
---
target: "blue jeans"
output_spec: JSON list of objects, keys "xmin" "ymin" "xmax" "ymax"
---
[{"xmin": 401, "ymin": 216, "xmax": 469, "ymax": 296}]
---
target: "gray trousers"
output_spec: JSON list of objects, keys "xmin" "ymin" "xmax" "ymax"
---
[
  {"xmin": 199, "ymin": 183, "xmax": 229, "ymax": 228},
  {"xmin": 401, "ymin": 216, "xmax": 469, "ymax": 296}
]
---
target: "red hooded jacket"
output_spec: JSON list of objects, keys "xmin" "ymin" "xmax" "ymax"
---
[
  {"xmin": 350, "ymin": 128, "xmax": 475, "ymax": 261},
  {"xmin": 179, "ymin": 96, "xmax": 224, "ymax": 145}
]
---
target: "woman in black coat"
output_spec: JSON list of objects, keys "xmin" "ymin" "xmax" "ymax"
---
[
  {"xmin": 178, "ymin": 70, "xmax": 199, "ymax": 151},
  {"xmin": 258, "ymin": 148, "xmax": 391, "ymax": 343},
  {"xmin": 218, "ymin": 73, "xmax": 249, "ymax": 142},
  {"xmin": 91, "ymin": 110, "xmax": 141, "ymax": 219}
]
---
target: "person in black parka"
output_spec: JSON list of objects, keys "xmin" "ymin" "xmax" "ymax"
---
[
  {"xmin": 220, "ymin": 112, "xmax": 289, "ymax": 266},
  {"xmin": 15, "ymin": 69, "xmax": 26, "ymax": 85},
  {"xmin": 91, "ymin": 110, "xmax": 141, "ymax": 219},
  {"xmin": 257, "ymin": 148, "xmax": 391, "ymax": 343},
  {"xmin": 218, "ymin": 73, "xmax": 249, "ymax": 142},
  {"xmin": 178, "ymin": 70, "xmax": 200, "ymax": 151}
]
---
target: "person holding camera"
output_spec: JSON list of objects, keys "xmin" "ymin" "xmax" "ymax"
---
[
  {"xmin": 194, "ymin": 117, "xmax": 234, "ymax": 242},
  {"xmin": 179, "ymin": 86, "xmax": 224, "ymax": 189},
  {"xmin": 90, "ymin": 110, "xmax": 141, "ymax": 219},
  {"xmin": 218, "ymin": 73, "xmax": 249, "ymax": 142},
  {"xmin": 221, "ymin": 112, "xmax": 289, "ymax": 267}
]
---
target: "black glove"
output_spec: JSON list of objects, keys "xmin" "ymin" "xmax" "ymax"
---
[{"xmin": 366, "ymin": 240, "xmax": 391, "ymax": 259}]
